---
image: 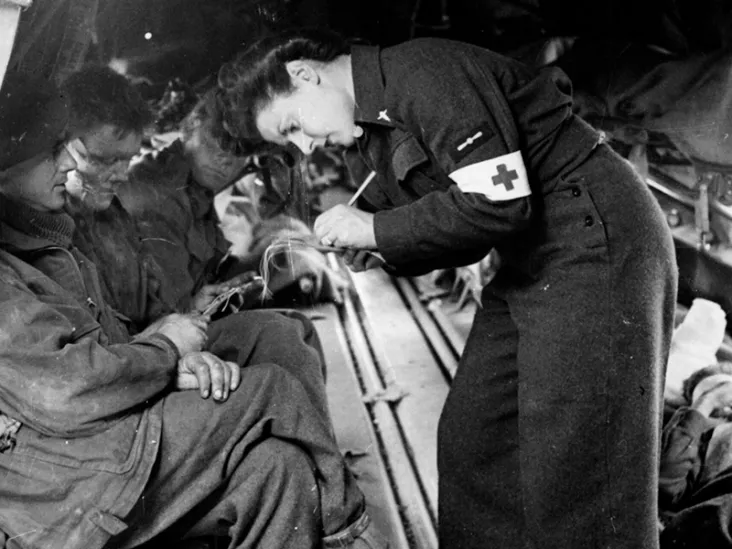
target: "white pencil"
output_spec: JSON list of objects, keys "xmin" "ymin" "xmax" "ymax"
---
[{"xmin": 347, "ymin": 170, "xmax": 377, "ymax": 207}]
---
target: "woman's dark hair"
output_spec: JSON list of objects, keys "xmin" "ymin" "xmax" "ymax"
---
[
  {"xmin": 218, "ymin": 28, "xmax": 350, "ymax": 143},
  {"xmin": 683, "ymin": 361, "xmax": 732, "ymax": 404}
]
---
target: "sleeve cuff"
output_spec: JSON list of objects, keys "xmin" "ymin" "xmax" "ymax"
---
[
  {"xmin": 374, "ymin": 208, "xmax": 415, "ymax": 266},
  {"xmin": 136, "ymin": 332, "xmax": 180, "ymax": 363}
]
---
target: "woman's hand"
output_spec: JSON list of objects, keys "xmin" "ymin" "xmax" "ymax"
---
[
  {"xmin": 314, "ymin": 205, "xmax": 377, "ymax": 250},
  {"xmin": 176, "ymin": 351, "xmax": 241, "ymax": 401}
]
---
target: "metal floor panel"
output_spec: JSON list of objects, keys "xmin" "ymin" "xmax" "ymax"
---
[
  {"xmin": 309, "ymin": 295, "xmax": 441, "ymax": 548},
  {"xmin": 310, "ymin": 303, "xmax": 413, "ymax": 549},
  {"xmin": 305, "ymin": 261, "xmax": 477, "ymax": 549}
]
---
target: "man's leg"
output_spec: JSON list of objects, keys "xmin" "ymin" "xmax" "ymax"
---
[
  {"xmin": 269, "ymin": 308, "xmax": 328, "ymax": 381},
  {"xmin": 107, "ymin": 364, "xmax": 367, "ymax": 549},
  {"xmin": 207, "ymin": 310, "xmax": 389, "ymax": 549},
  {"xmin": 162, "ymin": 439, "xmax": 321, "ymax": 548},
  {"xmin": 207, "ymin": 310, "xmax": 330, "ymax": 424}
]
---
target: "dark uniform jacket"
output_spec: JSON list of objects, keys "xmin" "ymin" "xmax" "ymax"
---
[
  {"xmin": 70, "ymin": 196, "xmax": 173, "ymax": 333},
  {"xmin": 348, "ymin": 38, "xmax": 601, "ymax": 275},
  {"xmin": 0, "ymin": 198, "xmax": 178, "ymax": 549},
  {"xmin": 118, "ymin": 141, "xmax": 231, "ymax": 313},
  {"xmin": 117, "ymin": 143, "xmax": 336, "ymax": 308},
  {"xmin": 347, "ymin": 38, "xmax": 677, "ymax": 549}
]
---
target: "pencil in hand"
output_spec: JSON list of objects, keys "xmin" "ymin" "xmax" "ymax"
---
[{"xmin": 347, "ymin": 170, "xmax": 377, "ymax": 207}]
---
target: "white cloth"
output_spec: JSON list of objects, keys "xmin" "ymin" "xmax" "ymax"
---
[{"xmin": 449, "ymin": 151, "xmax": 531, "ymax": 202}]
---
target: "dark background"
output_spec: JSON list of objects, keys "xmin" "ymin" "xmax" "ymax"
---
[{"xmin": 7, "ymin": 0, "xmax": 732, "ymax": 91}]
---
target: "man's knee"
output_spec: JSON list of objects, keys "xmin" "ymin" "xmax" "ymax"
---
[
  {"xmin": 252, "ymin": 309, "xmax": 314, "ymax": 341},
  {"xmin": 219, "ymin": 309, "xmax": 313, "ymax": 348},
  {"xmin": 273, "ymin": 309, "xmax": 317, "ymax": 338},
  {"xmin": 271, "ymin": 309, "xmax": 326, "ymax": 372},
  {"xmin": 242, "ymin": 438, "xmax": 321, "ymax": 526},
  {"xmin": 254, "ymin": 438, "xmax": 317, "ymax": 492},
  {"xmin": 244, "ymin": 309, "xmax": 327, "ymax": 380},
  {"xmin": 183, "ymin": 438, "xmax": 322, "ymax": 548},
  {"xmin": 237, "ymin": 362, "xmax": 302, "ymax": 399}
]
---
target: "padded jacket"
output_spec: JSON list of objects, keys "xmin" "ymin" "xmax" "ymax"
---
[{"xmin": 0, "ymin": 198, "xmax": 178, "ymax": 549}]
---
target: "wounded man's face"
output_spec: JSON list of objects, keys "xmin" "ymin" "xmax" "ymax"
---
[{"xmin": 65, "ymin": 124, "xmax": 142, "ymax": 211}]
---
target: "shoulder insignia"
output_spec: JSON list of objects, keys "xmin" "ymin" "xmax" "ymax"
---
[{"xmin": 450, "ymin": 123, "xmax": 495, "ymax": 163}]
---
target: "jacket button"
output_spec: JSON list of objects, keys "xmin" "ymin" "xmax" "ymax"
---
[
  {"xmin": 585, "ymin": 215, "xmax": 594, "ymax": 227},
  {"xmin": 572, "ymin": 187, "xmax": 581, "ymax": 197}
]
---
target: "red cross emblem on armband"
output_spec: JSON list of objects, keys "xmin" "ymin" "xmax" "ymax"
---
[{"xmin": 492, "ymin": 164, "xmax": 519, "ymax": 190}]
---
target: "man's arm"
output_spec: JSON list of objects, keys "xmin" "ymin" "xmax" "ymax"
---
[
  {"xmin": 0, "ymin": 276, "xmax": 180, "ymax": 438},
  {"xmin": 659, "ymin": 407, "xmax": 716, "ymax": 509}
]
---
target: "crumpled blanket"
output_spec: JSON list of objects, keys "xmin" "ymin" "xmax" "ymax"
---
[{"xmin": 0, "ymin": 413, "xmax": 21, "ymax": 452}]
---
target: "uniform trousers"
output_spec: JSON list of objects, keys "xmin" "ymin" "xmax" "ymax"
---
[
  {"xmin": 438, "ymin": 145, "xmax": 678, "ymax": 548},
  {"xmin": 106, "ymin": 310, "xmax": 364, "ymax": 549}
]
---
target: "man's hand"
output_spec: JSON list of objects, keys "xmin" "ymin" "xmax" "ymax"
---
[
  {"xmin": 190, "ymin": 271, "xmax": 260, "ymax": 314},
  {"xmin": 191, "ymin": 283, "xmax": 230, "ymax": 314},
  {"xmin": 692, "ymin": 376, "xmax": 732, "ymax": 418},
  {"xmin": 137, "ymin": 313, "xmax": 209, "ymax": 356},
  {"xmin": 176, "ymin": 351, "xmax": 241, "ymax": 401},
  {"xmin": 314, "ymin": 205, "xmax": 377, "ymax": 250}
]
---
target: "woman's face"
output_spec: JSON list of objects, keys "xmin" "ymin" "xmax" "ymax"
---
[
  {"xmin": 1, "ymin": 145, "xmax": 77, "ymax": 212},
  {"xmin": 255, "ymin": 64, "xmax": 356, "ymax": 155}
]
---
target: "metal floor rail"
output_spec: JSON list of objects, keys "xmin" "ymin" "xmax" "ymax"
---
[{"xmin": 308, "ymin": 261, "xmax": 475, "ymax": 549}]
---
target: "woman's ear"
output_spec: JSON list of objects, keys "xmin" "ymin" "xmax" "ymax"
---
[{"xmin": 285, "ymin": 60, "xmax": 320, "ymax": 86}]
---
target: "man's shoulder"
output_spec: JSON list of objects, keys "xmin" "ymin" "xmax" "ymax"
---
[
  {"xmin": 121, "ymin": 142, "xmax": 193, "ymax": 217},
  {"xmin": 0, "ymin": 248, "xmax": 44, "ymax": 292},
  {"xmin": 0, "ymin": 249, "xmax": 23, "ymax": 279},
  {"xmin": 129, "ymin": 140, "xmax": 191, "ymax": 190}
]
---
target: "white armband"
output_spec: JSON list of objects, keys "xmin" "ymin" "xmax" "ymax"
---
[{"xmin": 449, "ymin": 151, "xmax": 531, "ymax": 202}]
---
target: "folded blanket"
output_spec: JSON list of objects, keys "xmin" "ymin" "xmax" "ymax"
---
[{"xmin": 0, "ymin": 413, "xmax": 21, "ymax": 452}]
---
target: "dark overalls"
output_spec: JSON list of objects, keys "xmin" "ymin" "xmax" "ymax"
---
[{"xmin": 348, "ymin": 39, "xmax": 678, "ymax": 548}]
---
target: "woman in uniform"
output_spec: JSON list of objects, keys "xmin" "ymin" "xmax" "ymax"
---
[{"xmin": 218, "ymin": 29, "xmax": 678, "ymax": 549}]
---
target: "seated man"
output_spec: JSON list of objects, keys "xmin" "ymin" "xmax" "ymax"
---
[
  {"xmin": 62, "ymin": 66, "xmax": 345, "ymax": 318},
  {"xmin": 659, "ymin": 362, "xmax": 732, "ymax": 547},
  {"xmin": 121, "ymin": 89, "xmax": 347, "ymax": 309},
  {"xmin": 0, "ymin": 71, "xmax": 387, "ymax": 549},
  {"xmin": 63, "ymin": 65, "xmax": 331, "ymax": 402},
  {"xmin": 60, "ymin": 65, "xmax": 173, "ymax": 331}
]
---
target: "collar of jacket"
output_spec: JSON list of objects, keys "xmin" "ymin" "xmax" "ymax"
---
[
  {"xmin": 0, "ymin": 195, "xmax": 75, "ymax": 250},
  {"xmin": 352, "ymin": 44, "xmax": 395, "ymax": 129},
  {"xmin": 187, "ymin": 172, "xmax": 216, "ymax": 220},
  {"xmin": 65, "ymin": 193, "xmax": 127, "ymax": 225},
  {"xmin": 157, "ymin": 139, "xmax": 215, "ymax": 221}
]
